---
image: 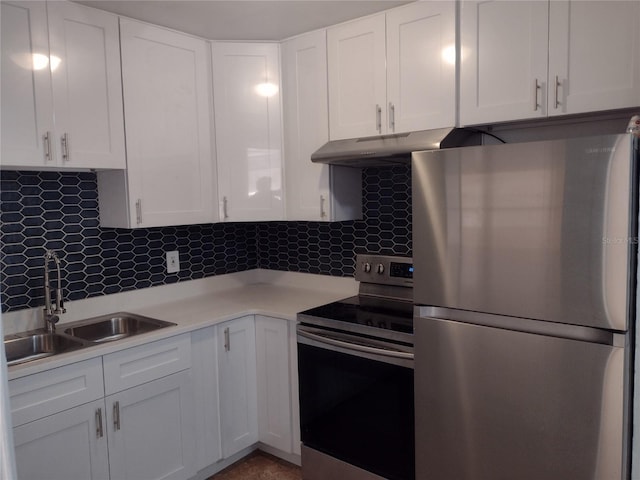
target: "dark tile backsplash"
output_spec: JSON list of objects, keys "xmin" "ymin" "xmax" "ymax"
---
[{"xmin": 1, "ymin": 166, "xmax": 411, "ymax": 313}]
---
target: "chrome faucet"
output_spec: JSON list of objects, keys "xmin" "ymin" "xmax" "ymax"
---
[{"xmin": 43, "ymin": 249, "xmax": 66, "ymax": 332}]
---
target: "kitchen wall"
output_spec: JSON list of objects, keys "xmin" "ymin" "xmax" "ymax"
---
[{"xmin": 0, "ymin": 166, "xmax": 411, "ymax": 313}]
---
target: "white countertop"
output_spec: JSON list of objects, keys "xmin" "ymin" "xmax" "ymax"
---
[{"xmin": 4, "ymin": 269, "xmax": 359, "ymax": 380}]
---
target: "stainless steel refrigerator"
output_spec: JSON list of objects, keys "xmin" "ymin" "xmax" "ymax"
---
[{"xmin": 412, "ymin": 132, "xmax": 638, "ymax": 480}]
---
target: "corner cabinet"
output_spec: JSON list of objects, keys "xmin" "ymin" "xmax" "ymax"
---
[
  {"xmin": 1, "ymin": 1, "xmax": 125, "ymax": 170},
  {"xmin": 281, "ymin": 30, "xmax": 362, "ymax": 222},
  {"xmin": 97, "ymin": 19, "xmax": 216, "ymax": 228},
  {"xmin": 255, "ymin": 315, "xmax": 293, "ymax": 452},
  {"xmin": 327, "ymin": 2, "xmax": 456, "ymax": 140},
  {"xmin": 460, "ymin": 0, "xmax": 640, "ymax": 125},
  {"xmin": 212, "ymin": 43, "xmax": 284, "ymax": 222},
  {"xmin": 217, "ymin": 316, "xmax": 259, "ymax": 458}
]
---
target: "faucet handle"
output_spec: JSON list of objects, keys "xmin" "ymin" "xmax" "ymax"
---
[{"xmin": 55, "ymin": 288, "xmax": 66, "ymax": 314}]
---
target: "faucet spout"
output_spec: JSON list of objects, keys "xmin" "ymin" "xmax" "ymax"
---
[{"xmin": 43, "ymin": 250, "xmax": 65, "ymax": 332}]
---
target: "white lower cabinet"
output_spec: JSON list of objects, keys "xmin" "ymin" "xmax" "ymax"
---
[
  {"xmin": 217, "ymin": 316, "xmax": 259, "ymax": 458},
  {"xmin": 10, "ymin": 335, "xmax": 195, "ymax": 480},
  {"xmin": 106, "ymin": 371, "xmax": 196, "ymax": 480},
  {"xmin": 191, "ymin": 326, "xmax": 222, "ymax": 471},
  {"xmin": 13, "ymin": 399, "xmax": 109, "ymax": 480},
  {"xmin": 255, "ymin": 316, "xmax": 292, "ymax": 452}
]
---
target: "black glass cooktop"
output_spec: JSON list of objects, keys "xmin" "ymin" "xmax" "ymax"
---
[{"xmin": 299, "ymin": 295, "xmax": 414, "ymax": 335}]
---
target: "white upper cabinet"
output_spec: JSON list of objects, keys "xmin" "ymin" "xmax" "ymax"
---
[
  {"xmin": 460, "ymin": 0, "xmax": 640, "ymax": 126},
  {"xmin": 1, "ymin": 1, "xmax": 53, "ymax": 168},
  {"xmin": 548, "ymin": 0, "xmax": 640, "ymax": 117},
  {"xmin": 98, "ymin": 19, "xmax": 216, "ymax": 228},
  {"xmin": 328, "ymin": 2, "xmax": 456, "ymax": 140},
  {"xmin": 212, "ymin": 42, "xmax": 284, "ymax": 222},
  {"xmin": 282, "ymin": 30, "xmax": 362, "ymax": 222},
  {"xmin": 386, "ymin": 1, "xmax": 456, "ymax": 133},
  {"xmin": 47, "ymin": 2, "xmax": 125, "ymax": 169},
  {"xmin": 328, "ymin": 14, "xmax": 387, "ymax": 140},
  {"xmin": 460, "ymin": 0, "xmax": 548, "ymax": 125},
  {"xmin": 1, "ymin": 1, "xmax": 125, "ymax": 170}
]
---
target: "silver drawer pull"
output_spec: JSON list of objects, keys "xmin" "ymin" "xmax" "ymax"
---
[
  {"xmin": 113, "ymin": 401, "xmax": 120, "ymax": 431},
  {"xmin": 135, "ymin": 199, "xmax": 142, "ymax": 225},
  {"xmin": 389, "ymin": 102, "xmax": 395, "ymax": 130},
  {"xmin": 61, "ymin": 133, "xmax": 70, "ymax": 162},
  {"xmin": 224, "ymin": 327, "xmax": 230, "ymax": 351},
  {"xmin": 533, "ymin": 78, "xmax": 541, "ymax": 111},
  {"xmin": 376, "ymin": 104, "xmax": 382, "ymax": 133},
  {"xmin": 43, "ymin": 131, "xmax": 52, "ymax": 162},
  {"xmin": 96, "ymin": 408, "xmax": 103, "ymax": 438},
  {"xmin": 554, "ymin": 75, "xmax": 561, "ymax": 109}
]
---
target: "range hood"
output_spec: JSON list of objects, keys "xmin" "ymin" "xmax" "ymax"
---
[{"xmin": 311, "ymin": 128, "xmax": 456, "ymax": 167}]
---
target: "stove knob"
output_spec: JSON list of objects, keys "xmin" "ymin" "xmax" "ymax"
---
[
  {"xmin": 363, "ymin": 262, "xmax": 372, "ymax": 273},
  {"xmin": 376, "ymin": 263, "xmax": 385, "ymax": 274}
]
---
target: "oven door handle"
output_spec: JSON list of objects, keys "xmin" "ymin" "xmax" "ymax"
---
[{"xmin": 297, "ymin": 327, "xmax": 414, "ymax": 361}]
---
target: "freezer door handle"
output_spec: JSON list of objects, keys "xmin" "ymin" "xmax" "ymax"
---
[{"xmin": 415, "ymin": 306, "xmax": 625, "ymax": 347}]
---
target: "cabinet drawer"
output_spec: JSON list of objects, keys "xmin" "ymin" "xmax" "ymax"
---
[
  {"xmin": 9, "ymin": 357, "xmax": 104, "ymax": 427},
  {"xmin": 103, "ymin": 334, "xmax": 191, "ymax": 395}
]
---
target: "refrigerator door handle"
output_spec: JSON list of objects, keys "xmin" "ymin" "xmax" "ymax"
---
[{"xmin": 416, "ymin": 306, "xmax": 625, "ymax": 347}]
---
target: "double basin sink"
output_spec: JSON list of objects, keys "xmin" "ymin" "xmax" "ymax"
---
[{"xmin": 5, "ymin": 313, "xmax": 176, "ymax": 367}]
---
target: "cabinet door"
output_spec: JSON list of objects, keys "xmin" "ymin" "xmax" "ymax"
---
[
  {"xmin": 191, "ymin": 326, "xmax": 222, "ymax": 470},
  {"xmin": 0, "ymin": 1, "xmax": 54, "ymax": 168},
  {"xmin": 255, "ymin": 316, "xmax": 292, "ymax": 453},
  {"xmin": 212, "ymin": 43, "xmax": 284, "ymax": 222},
  {"xmin": 47, "ymin": 2, "xmax": 125, "ymax": 169},
  {"xmin": 282, "ymin": 31, "xmax": 362, "ymax": 222},
  {"xmin": 106, "ymin": 371, "xmax": 196, "ymax": 480},
  {"xmin": 282, "ymin": 30, "xmax": 331, "ymax": 221},
  {"xmin": 387, "ymin": 1, "xmax": 456, "ymax": 133},
  {"xmin": 548, "ymin": 0, "xmax": 640, "ymax": 116},
  {"xmin": 328, "ymin": 14, "xmax": 386, "ymax": 139},
  {"xmin": 288, "ymin": 316, "xmax": 301, "ymax": 456},
  {"xmin": 460, "ymin": 0, "xmax": 548, "ymax": 125},
  {"xmin": 119, "ymin": 19, "xmax": 215, "ymax": 227},
  {"xmin": 217, "ymin": 316, "xmax": 258, "ymax": 458},
  {"xmin": 13, "ymin": 399, "xmax": 109, "ymax": 480}
]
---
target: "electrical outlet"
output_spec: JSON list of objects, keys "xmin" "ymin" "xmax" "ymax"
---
[{"xmin": 166, "ymin": 251, "xmax": 180, "ymax": 273}]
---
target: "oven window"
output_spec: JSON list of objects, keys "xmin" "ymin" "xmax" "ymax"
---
[{"xmin": 298, "ymin": 342, "xmax": 415, "ymax": 480}]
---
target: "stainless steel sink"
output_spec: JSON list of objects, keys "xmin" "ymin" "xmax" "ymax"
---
[
  {"xmin": 63, "ymin": 313, "xmax": 176, "ymax": 343},
  {"xmin": 5, "ymin": 332, "xmax": 86, "ymax": 367},
  {"xmin": 5, "ymin": 312, "xmax": 176, "ymax": 367}
]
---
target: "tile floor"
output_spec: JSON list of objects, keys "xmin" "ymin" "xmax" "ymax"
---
[{"xmin": 208, "ymin": 451, "xmax": 302, "ymax": 480}]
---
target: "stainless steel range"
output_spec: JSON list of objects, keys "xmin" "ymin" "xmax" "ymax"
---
[{"xmin": 297, "ymin": 254, "xmax": 414, "ymax": 480}]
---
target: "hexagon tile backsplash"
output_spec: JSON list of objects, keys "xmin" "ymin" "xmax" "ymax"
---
[{"xmin": 0, "ymin": 166, "xmax": 411, "ymax": 313}]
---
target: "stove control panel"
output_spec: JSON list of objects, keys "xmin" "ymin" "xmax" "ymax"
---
[{"xmin": 355, "ymin": 254, "xmax": 413, "ymax": 286}]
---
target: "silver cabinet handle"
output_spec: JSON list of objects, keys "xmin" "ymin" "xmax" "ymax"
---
[
  {"xmin": 376, "ymin": 104, "xmax": 382, "ymax": 133},
  {"xmin": 389, "ymin": 102, "xmax": 395, "ymax": 131},
  {"xmin": 135, "ymin": 199, "xmax": 142, "ymax": 225},
  {"xmin": 320, "ymin": 195, "xmax": 327, "ymax": 219},
  {"xmin": 113, "ymin": 401, "xmax": 120, "ymax": 431},
  {"xmin": 96, "ymin": 408, "xmax": 103, "ymax": 438},
  {"xmin": 533, "ymin": 78, "xmax": 541, "ymax": 111},
  {"xmin": 554, "ymin": 75, "xmax": 561, "ymax": 109},
  {"xmin": 61, "ymin": 133, "xmax": 70, "ymax": 162},
  {"xmin": 43, "ymin": 131, "xmax": 52, "ymax": 162},
  {"xmin": 223, "ymin": 196, "xmax": 229, "ymax": 220},
  {"xmin": 224, "ymin": 327, "xmax": 230, "ymax": 352}
]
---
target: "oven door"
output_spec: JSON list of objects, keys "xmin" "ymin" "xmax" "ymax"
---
[{"xmin": 297, "ymin": 325, "xmax": 415, "ymax": 480}]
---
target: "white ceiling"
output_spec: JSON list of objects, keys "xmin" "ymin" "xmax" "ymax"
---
[{"xmin": 74, "ymin": 1, "xmax": 414, "ymax": 41}]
